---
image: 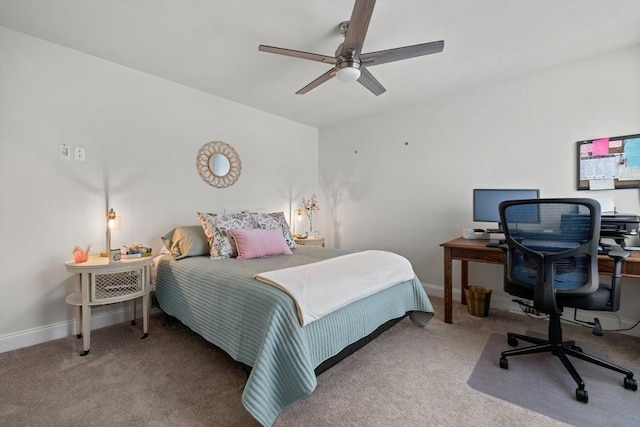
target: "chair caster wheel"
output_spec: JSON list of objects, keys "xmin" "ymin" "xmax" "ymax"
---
[
  {"xmin": 576, "ymin": 388, "xmax": 588, "ymax": 403},
  {"xmin": 624, "ymin": 377, "xmax": 637, "ymax": 391},
  {"xmin": 80, "ymin": 349, "xmax": 90, "ymax": 356},
  {"xmin": 507, "ymin": 336, "xmax": 518, "ymax": 347},
  {"xmin": 500, "ymin": 357, "xmax": 509, "ymax": 369}
]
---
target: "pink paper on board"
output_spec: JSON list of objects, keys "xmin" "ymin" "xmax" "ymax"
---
[
  {"xmin": 592, "ymin": 138, "xmax": 609, "ymax": 155},
  {"xmin": 580, "ymin": 143, "xmax": 592, "ymax": 155}
]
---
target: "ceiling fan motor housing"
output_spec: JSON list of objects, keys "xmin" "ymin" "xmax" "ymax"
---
[{"xmin": 336, "ymin": 56, "xmax": 360, "ymax": 71}]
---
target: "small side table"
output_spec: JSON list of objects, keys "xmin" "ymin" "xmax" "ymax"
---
[
  {"xmin": 65, "ymin": 255, "xmax": 153, "ymax": 356},
  {"xmin": 294, "ymin": 236, "xmax": 325, "ymax": 247}
]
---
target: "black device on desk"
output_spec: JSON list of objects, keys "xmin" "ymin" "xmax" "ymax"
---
[
  {"xmin": 599, "ymin": 212, "xmax": 639, "ymax": 251},
  {"xmin": 486, "ymin": 228, "xmax": 504, "ymax": 233}
]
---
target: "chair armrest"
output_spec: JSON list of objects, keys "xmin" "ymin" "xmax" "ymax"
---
[
  {"xmin": 605, "ymin": 246, "xmax": 629, "ymax": 312},
  {"xmin": 607, "ymin": 247, "xmax": 630, "ymax": 262}
]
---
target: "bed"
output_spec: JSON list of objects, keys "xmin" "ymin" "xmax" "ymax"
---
[{"xmin": 154, "ymin": 220, "xmax": 434, "ymax": 426}]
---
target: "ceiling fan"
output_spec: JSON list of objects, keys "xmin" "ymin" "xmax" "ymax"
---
[{"xmin": 258, "ymin": 0, "xmax": 444, "ymax": 96}]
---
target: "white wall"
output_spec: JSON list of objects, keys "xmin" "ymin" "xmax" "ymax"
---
[
  {"xmin": 0, "ymin": 27, "xmax": 319, "ymax": 351},
  {"xmin": 319, "ymin": 45, "xmax": 640, "ymax": 334},
  {"xmin": 2, "ymin": 26, "xmax": 638, "ymax": 352}
]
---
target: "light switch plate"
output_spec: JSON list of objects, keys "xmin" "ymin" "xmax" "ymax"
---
[{"xmin": 58, "ymin": 144, "xmax": 71, "ymax": 160}]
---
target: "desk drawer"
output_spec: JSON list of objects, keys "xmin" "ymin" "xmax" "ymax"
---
[
  {"xmin": 450, "ymin": 248, "xmax": 485, "ymax": 261},
  {"xmin": 450, "ymin": 247, "xmax": 504, "ymax": 264},
  {"xmin": 483, "ymin": 251, "xmax": 505, "ymax": 263}
]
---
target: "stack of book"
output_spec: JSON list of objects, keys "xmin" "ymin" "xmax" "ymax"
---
[{"xmin": 122, "ymin": 245, "xmax": 152, "ymax": 258}]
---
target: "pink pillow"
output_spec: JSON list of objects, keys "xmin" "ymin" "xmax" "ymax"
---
[{"xmin": 228, "ymin": 227, "xmax": 292, "ymax": 260}]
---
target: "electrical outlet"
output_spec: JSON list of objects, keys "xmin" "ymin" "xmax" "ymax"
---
[
  {"xmin": 58, "ymin": 144, "xmax": 71, "ymax": 160},
  {"xmin": 74, "ymin": 146, "xmax": 86, "ymax": 161}
]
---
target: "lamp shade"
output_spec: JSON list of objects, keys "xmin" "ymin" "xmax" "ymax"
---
[
  {"xmin": 107, "ymin": 208, "xmax": 120, "ymax": 231},
  {"xmin": 336, "ymin": 66, "xmax": 361, "ymax": 82},
  {"xmin": 100, "ymin": 207, "xmax": 120, "ymax": 257}
]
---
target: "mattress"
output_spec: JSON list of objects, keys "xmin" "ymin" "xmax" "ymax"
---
[{"xmin": 154, "ymin": 247, "xmax": 434, "ymax": 426}]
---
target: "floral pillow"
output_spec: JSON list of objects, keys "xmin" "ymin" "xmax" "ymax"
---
[
  {"xmin": 197, "ymin": 212, "xmax": 256, "ymax": 258},
  {"xmin": 198, "ymin": 213, "xmax": 217, "ymax": 239},
  {"xmin": 252, "ymin": 212, "xmax": 297, "ymax": 250}
]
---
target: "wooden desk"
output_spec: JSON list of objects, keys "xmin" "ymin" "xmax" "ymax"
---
[{"xmin": 440, "ymin": 237, "xmax": 640, "ymax": 324}]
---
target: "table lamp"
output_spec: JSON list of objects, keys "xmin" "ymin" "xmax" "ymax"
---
[
  {"xmin": 293, "ymin": 209, "xmax": 306, "ymax": 238},
  {"xmin": 100, "ymin": 208, "xmax": 120, "ymax": 257}
]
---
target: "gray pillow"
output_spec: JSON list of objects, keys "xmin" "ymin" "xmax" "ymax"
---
[{"xmin": 161, "ymin": 226, "xmax": 209, "ymax": 260}]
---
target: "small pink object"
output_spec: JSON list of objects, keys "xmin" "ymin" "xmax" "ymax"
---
[{"xmin": 72, "ymin": 246, "xmax": 90, "ymax": 263}]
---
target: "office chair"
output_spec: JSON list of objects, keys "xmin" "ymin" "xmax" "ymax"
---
[{"xmin": 498, "ymin": 198, "xmax": 637, "ymax": 403}]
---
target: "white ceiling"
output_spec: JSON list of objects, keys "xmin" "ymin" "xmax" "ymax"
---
[{"xmin": 1, "ymin": 0, "xmax": 639, "ymax": 128}]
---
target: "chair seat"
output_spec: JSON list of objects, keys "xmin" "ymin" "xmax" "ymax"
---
[
  {"xmin": 506, "ymin": 282, "xmax": 613, "ymax": 312},
  {"xmin": 557, "ymin": 283, "xmax": 612, "ymax": 311}
]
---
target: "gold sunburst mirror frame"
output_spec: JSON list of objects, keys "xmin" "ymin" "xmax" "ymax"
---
[{"xmin": 196, "ymin": 141, "xmax": 242, "ymax": 188}]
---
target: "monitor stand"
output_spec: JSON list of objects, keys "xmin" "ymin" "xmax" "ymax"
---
[{"xmin": 485, "ymin": 222, "xmax": 503, "ymax": 234}]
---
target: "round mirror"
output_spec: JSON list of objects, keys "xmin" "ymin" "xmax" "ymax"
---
[
  {"xmin": 210, "ymin": 153, "xmax": 230, "ymax": 177},
  {"xmin": 196, "ymin": 141, "xmax": 241, "ymax": 188}
]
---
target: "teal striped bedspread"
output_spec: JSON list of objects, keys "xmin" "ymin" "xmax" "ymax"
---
[{"xmin": 155, "ymin": 247, "xmax": 434, "ymax": 426}]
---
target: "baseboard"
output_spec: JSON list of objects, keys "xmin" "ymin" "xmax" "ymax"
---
[
  {"xmin": 0, "ymin": 303, "xmax": 161, "ymax": 353},
  {"xmin": 422, "ymin": 283, "xmax": 639, "ymax": 337}
]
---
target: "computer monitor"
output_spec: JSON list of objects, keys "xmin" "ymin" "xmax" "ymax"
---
[{"xmin": 473, "ymin": 188, "xmax": 540, "ymax": 229}]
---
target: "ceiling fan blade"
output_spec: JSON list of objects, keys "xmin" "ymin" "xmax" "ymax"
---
[
  {"xmin": 360, "ymin": 40, "xmax": 444, "ymax": 67},
  {"xmin": 259, "ymin": 45, "xmax": 337, "ymax": 64},
  {"xmin": 296, "ymin": 69, "xmax": 337, "ymax": 94},
  {"xmin": 342, "ymin": 0, "xmax": 376, "ymax": 57},
  {"xmin": 357, "ymin": 67, "xmax": 386, "ymax": 96}
]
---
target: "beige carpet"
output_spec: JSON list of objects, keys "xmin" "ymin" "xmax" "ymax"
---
[{"xmin": 1, "ymin": 296, "xmax": 638, "ymax": 426}]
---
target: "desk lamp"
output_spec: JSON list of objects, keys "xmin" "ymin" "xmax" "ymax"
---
[
  {"xmin": 293, "ymin": 209, "xmax": 306, "ymax": 238},
  {"xmin": 100, "ymin": 208, "xmax": 120, "ymax": 257}
]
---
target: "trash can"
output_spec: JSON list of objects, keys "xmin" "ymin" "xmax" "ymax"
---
[{"xmin": 465, "ymin": 286, "xmax": 492, "ymax": 317}]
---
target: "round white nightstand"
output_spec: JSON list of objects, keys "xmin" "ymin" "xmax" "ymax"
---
[
  {"xmin": 65, "ymin": 255, "xmax": 153, "ymax": 356},
  {"xmin": 294, "ymin": 236, "xmax": 325, "ymax": 247}
]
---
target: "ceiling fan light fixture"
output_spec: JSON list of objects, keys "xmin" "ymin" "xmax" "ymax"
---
[{"xmin": 336, "ymin": 66, "xmax": 361, "ymax": 82}]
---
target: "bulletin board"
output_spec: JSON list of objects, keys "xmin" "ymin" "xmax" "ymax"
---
[{"xmin": 577, "ymin": 133, "xmax": 640, "ymax": 190}]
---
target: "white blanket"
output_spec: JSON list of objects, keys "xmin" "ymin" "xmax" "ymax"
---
[{"xmin": 255, "ymin": 250, "xmax": 416, "ymax": 326}]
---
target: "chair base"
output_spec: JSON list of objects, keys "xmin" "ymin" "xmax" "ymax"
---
[{"xmin": 499, "ymin": 317, "xmax": 637, "ymax": 403}]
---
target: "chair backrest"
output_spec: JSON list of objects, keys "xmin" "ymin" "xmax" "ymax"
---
[{"xmin": 499, "ymin": 198, "xmax": 601, "ymax": 315}]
